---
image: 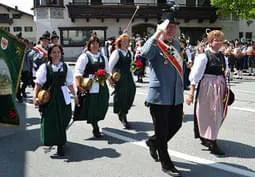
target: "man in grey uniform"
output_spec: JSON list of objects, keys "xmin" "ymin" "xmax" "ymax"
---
[{"xmin": 141, "ymin": 16, "xmax": 183, "ymax": 177}]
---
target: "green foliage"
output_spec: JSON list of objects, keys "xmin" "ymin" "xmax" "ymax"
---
[{"xmin": 210, "ymin": 0, "xmax": 255, "ymax": 20}]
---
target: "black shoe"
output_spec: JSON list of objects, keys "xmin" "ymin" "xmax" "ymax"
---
[
  {"xmin": 145, "ymin": 140, "xmax": 159, "ymax": 162},
  {"xmin": 121, "ymin": 119, "xmax": 130, "ymax": 129},
  {"xmin": 92, "ymin": 122, "xmax": 102, "ymax": 138},
  {"xmin": 57, "ymin": 145, "xmax": 65, "ymax": 156},
  {"xmin": 92, "ymin": 129, "xmax": 102, "ymax": 138},
  {"xmin": 119, "ymin": 114, "xmax": 131, "ymax": 129},
  {"xmin": 200, "ymin": 137, "xmax": 209, "ymax": 147},
  {"xmin": 209, "ymin": 142, "xmax": 225, "ymax": 155},
  {"xmin": 162, "ymin": 166, "xmax": 181, "ymax": 177}
]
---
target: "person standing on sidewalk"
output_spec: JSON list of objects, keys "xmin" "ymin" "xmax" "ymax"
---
[{"xmin": 141, "ymin": 18, "xmax": 183, "ymax": 176}]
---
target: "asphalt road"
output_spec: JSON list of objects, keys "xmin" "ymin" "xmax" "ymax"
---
[{"xmin": 0, "ymin": 67, "xmax": 254, "ymax": 177}]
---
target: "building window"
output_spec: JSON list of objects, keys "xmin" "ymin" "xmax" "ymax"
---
[
  {"xmin": 186, "ymin": 0, "xmax": 210, "ymax": 7},
  {"xmin": 1, "ymin": 26, "xmax": 10, "ymax": 32},
  {"xmin": 120, "ymin": 0, "xmax": 134, "ymax": 5},
  {"xmin": 13, "ymin": 26, "xmax": 22, "ymax": 32},
  {"xmin": 59, "ymin": 27, "xmax": 107, "ymax": 47},
  {"xmin": 0, "ymin": 13, "xmax": 9, "ymax": 20},
  {"xmin": 13, "ymin": 14, "xmax": 22, "ymax": 19},
  {"xmin": 245, "ymin": 32, "xmax": 252, "ymax": 41},
  {"xmin": 24, "ymin": 26, "xmax": 33, "ymax": 32},
  {"xmin": 91, "ymin": 0, "xmax": 102, "ymax": 5},
  {"xmin": 239, "ymin": 32, "xmax": 243, "ymax": 39}
]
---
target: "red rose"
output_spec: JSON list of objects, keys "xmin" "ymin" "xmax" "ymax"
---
[
  {"xmin": 135, "ymin": 60, "xmax": 143, "ymax": 68},
  {"xmin": 94, "ymin": 69, "xmax": 106, "ymax": 77}
]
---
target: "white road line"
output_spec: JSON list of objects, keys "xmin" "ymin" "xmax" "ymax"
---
[
  {"xmin": 102, "ymin": 129, "xmax": 255, "ymax": 177},
  {"xmin": 136, "ymin": 92, "xmax": 255, "ymax": 113},
  {"xmin": 231, "ymin": 107, "xmax": 255, "ymax": 113}
]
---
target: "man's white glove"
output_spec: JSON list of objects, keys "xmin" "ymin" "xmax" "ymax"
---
[{"xmin": 156, "ymin": 19, "xmax": 169, "ymax": 32}]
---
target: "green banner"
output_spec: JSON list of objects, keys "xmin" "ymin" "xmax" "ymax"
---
[{"xmin": 0, "ymin": 28, "xmax": 26, "ymax": 126}]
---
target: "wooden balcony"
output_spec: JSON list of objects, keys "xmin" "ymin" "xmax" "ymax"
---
[
  {"xmin": 66, "ymin": 2, "xmax": 217, "ymax": 23},
  {"xmin": 66, "ymin": 3, "xmax": 164, "ymax": 22},
  {"xmin": 0, "ymin": 19, "xmax": 13, "ymax": 25}
]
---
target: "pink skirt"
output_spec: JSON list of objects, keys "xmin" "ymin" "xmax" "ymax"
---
[{"xmin": 196, "ymin": 74, "xmax": 226, "ymax": 140}]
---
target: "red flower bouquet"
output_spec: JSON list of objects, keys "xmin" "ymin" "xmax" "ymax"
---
[
  {"xmin": 130, "ymin": 60, "xmax": 143, "ymax": 73},
  {"xmin": 94, "ymin": 69, "xmax": 109, "ymax": 86}
]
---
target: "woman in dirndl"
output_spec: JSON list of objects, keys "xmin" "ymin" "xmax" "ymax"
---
[
  {"xmin": 33, "ymin": 45, "xmax": 78, "ymax": 156},
  {"xmin": 74, "ymin": 35, "xmax": 110, "ymax": 138},
  {"xmin": 108, "ymin": 33, "xmax": 136, "ymax": 129},
  {"xmin": 186, "ymin": 30, "xmax": 230, "ymax": 155}
]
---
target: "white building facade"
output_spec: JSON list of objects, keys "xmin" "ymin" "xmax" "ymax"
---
[
  {"xmin": 0, "ymin": 3, "xmax": 36, "ymax": 42},
  {"xmin": 32, "ymin": 0, "xmax": 254, "ymax": 59}
]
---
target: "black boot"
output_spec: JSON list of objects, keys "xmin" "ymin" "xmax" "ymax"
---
[
  {"xmin": 92, "ymin": 122, "xmax": 101, "ymax": 138},
  {"xmin": 162, "ymin": 166, "xmax": 181, "ymax": 177},
  {"xmin": 119, "ymin": 113, "xmax": 130, "ymax": 129},
  {"xmin": 57, "ymin": 145, "xmax": 65, "ymax": 156},
  {"xmin": 200, "ymin": 137, "xmax": 210, "ymax": 147},
  {"xmin": 161, "ymin": 161, "xmax": 181, "ymax": 177},
  {"xmin": 208, "ymin": 140, "xmax": 225, "ymax": 155}
]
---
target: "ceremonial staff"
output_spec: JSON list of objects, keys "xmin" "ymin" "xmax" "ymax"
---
[{"xmin": 124, "ymin": 5, "xmax": 140, "ymax": 32}]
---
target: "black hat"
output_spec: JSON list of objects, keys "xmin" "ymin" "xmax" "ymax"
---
[
  {"xmin": 51, "ymin": 31, "xmax": 59, "ymax": 40},
  {"xmin": 161, "ymin": 12, "xmax": 178, "ymax": 24},
  {"xmin": 40, "ymin": 31, "xmax": 50, "ymax": 40},
  {"xmin": 161, "ymin": 2, "xmax": 179, "ymax": 24}
]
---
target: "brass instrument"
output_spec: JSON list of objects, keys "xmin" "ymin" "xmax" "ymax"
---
[
  {"xmin": 38, "ymin": 90, "xmax": 51, "ymax": 104},
  {"xmin": 80, "ymin": 77, "xmax": 93, "ymax": 90},
  {"xmin": 111, "ymin": 72, "xmax": 121, "ymax": 82}
]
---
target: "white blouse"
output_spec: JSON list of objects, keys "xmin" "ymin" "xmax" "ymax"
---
[
  {"xmin": 108, "ymin": 49, "xmax": 132, "ymax": 74},
  {"xmin": 35, "ymin": 62, "xmax": 73, "ymax": 104},
  {"xmin": 74, "ymin": 51, "xmax": 109, "ymax": 93},
  {"xmin": 189, "ymin": 48, "xmax": 229, "ymax": 85}
]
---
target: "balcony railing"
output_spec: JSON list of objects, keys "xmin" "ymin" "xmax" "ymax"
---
[{"xmin": 66, "ymin": 2, "xmax": 217, "ymax": 22}]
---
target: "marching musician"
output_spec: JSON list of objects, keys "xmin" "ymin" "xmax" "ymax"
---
[
  {"xmin": 186, "ymin": 30, "xmax": 230, "ymax": 156},
  {"xmin": 31, "ymin": 31, "xmax": 50, "ymax": 86},
  {"xmin": 140, "ymin": 17, "xmax": 183, "ymax": 176},
  {"xmin": 74, "ymin": 35, "xmax": 110, "ymax": 138},
  {"xmin": 108, "ymin": 33, "xmax": 136, "ymax": 129},
  {"xmin": 33, "ymin": 44, "xmax": 78, "ymax": 156},
  {"xmin": 247, "ymin": 43, "xmax": 255, "ymax": 76}
]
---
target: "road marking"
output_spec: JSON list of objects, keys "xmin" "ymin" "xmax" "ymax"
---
[
  {"xmin": 102, "ymin": 129, "xmax": 255, "ymax": 177},
  {"xmin": 231, "ymin": 107, "xmax": 255, "ymax": 113},
  {"xmin": 136, "ymin": 92, "xmax": 255, "ymax": 113}
]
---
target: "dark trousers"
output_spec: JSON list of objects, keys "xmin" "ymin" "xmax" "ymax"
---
[
  {"xmin": 148, "ymin": 104, "xmax": 183, "ymax": 168},
  {"xmin": 17, "ymin": 71, "xmax": 32, "ymax": 99}
]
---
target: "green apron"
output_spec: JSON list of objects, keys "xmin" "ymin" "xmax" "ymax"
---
[
  {"xmin": 113, "ymin": 50, "xmax": 136, "ymax": 115},
  {"xmin": 74, "ymin": 53, "xmax": 109, "ymax": 123},
  {"xmin": 40, "ymin": 63, "xmax": 71, "ymax": 146}
]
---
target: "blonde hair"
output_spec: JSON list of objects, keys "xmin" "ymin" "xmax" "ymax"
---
[
  {"xmin": 207, "ymin": 30, "xmax": 224, "ymax": 43},
  {"xmin": 115, "ymin": 33, "xmax": 129, "ymax": 49}
]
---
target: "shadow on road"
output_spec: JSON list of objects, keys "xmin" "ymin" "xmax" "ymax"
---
[{"xmin": 50, "ymin": 142, "xmax": 121, "ymax": 162}]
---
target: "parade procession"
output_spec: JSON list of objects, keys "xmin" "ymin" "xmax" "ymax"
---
[{"xmin": 0, "ymin": 0, "xmax": 255, "ymax": 177}]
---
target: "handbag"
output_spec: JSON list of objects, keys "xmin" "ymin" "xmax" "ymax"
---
[{"xmin": 226, "ymin": 77, "xmax": 235, "ymax": 106}]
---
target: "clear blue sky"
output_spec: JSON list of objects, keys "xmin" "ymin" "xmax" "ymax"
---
[{"xmin": 0, "ymin": 0, "xmax": 33, "ymax": 15}]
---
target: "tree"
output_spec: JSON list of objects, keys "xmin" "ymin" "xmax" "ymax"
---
[{"xmin": 210, "ymin": 0, "xmax": 255, "ymax": 22}]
